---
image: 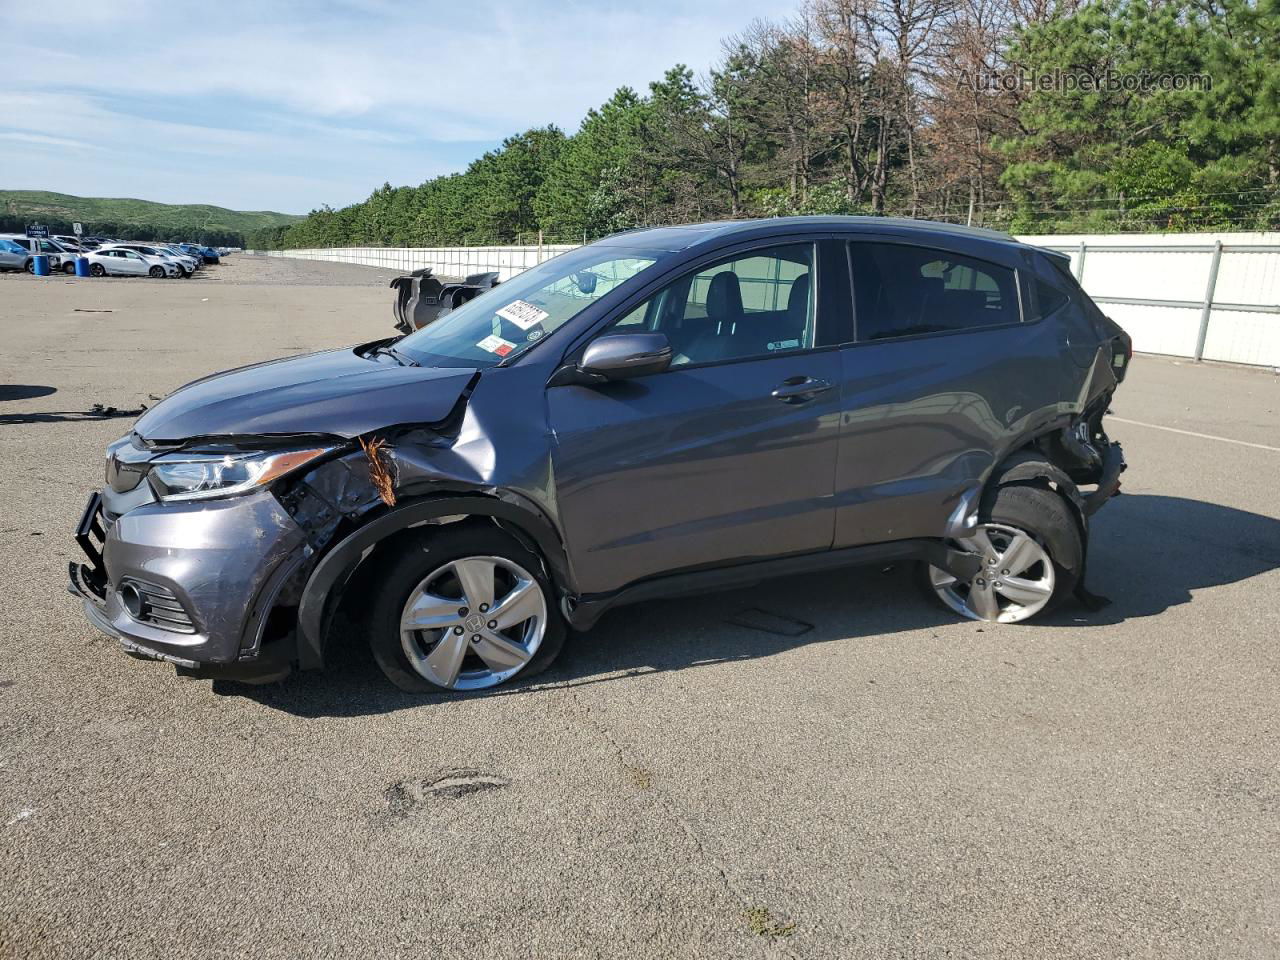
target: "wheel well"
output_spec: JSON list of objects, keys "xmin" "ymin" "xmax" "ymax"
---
[
  {"xmin": 983, "ymin": 444, "xmax": 1090, "ymax": 566},
  {"xmin": 294, "ymin": 496, "xmax": 572, "ymax": 670}
]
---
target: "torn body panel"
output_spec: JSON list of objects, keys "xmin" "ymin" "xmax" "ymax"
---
[{"xmin": 279, "ymin": 365, "xmax": 573, "ymax": 668}]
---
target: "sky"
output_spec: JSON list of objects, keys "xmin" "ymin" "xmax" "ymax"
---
[{"xmin": 0, "ymin": 0, "xmax": 783, "ymax": 215}]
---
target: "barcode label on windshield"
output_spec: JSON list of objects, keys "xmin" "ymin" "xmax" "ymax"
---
[
  {"xmin": 496, "ymin": 299, "xmax": 549, "ymax": 330},
  {"xmin": 476, "ymin": 334, "xmax": 516, "ymax": 357}
]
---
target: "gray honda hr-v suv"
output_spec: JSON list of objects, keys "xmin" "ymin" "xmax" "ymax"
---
[{"xmin": 70, "ymin": 217, "xmax": 1130, "ymax": 692}]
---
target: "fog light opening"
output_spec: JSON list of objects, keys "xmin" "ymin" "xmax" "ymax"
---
[{"xmin": 120, "ymin": 582, "xmax": 145, "ymax": 619}]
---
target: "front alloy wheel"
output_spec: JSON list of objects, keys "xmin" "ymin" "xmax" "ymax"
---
[
  {"xmin": 400, "ymin": 555, "xmax": 547, "ymax": 690},
  {"xmin": 367, "ymin": 524, "xmax": 565, "ymax": 693}
]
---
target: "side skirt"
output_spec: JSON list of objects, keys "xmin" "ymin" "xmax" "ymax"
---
[{"xmin": 564, "ymin": 538, "xmax": 982, "ymax": 631}]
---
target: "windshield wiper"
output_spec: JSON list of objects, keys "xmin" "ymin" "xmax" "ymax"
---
[{"xmin": 371, "ymin": 344, "xmax": 419, "ymax": 366}]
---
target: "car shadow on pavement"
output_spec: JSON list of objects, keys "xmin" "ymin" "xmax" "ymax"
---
[
  {"xmin": 0, "ymin": 384, "xmax": 57, "ymax": 401},
  {"xmin": 220, "ymin": 493, "xmax": 1280, "ymax": 717},
  {"xmin": 1071, "ymin": 492, "xmax": 1280, "ymax": 623}
]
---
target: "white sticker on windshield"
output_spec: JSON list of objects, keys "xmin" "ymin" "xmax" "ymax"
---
[
  {"xmin": 496, "ymin": 299, "xmax": 550, "ymax": 330},
  {"xmin": 476, "ymin": 334, "xmax": 516, "ymax": 358}
]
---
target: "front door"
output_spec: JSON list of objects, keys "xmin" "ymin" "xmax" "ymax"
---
[
  {"xmin": 548, "ymin": 241, "xmax": 843, "ymax": 596},
  {"xmin": 118, "ymin": 251, "xmax": 148, "ymax": 275}
]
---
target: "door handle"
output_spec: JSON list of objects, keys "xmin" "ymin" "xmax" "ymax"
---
[{"xmin": 771, "ymin": 376, "xmax": 833, "ymax": 403}]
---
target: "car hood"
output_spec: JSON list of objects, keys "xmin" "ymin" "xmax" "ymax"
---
[{"xmin": 134, "ymin": 345, "xmax": 478, "ymax": 442}]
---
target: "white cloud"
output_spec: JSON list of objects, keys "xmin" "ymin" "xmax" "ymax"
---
[{"xmin": 0, "ymin": 131, "xmax": 100, "ymax": 150}]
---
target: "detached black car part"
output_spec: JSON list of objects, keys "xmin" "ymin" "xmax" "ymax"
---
[{"xmin": 391, "ymin": 268, "xmax": 501, "ymax": 334}]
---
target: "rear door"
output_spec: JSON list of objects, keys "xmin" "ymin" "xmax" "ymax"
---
[
  {"xmin": 833, "ymin": 236, "xmax": 1072, "ymax": 547},
  {"xmin": 548, "ymin": 239, "xmax": 845, "ymax": 595}
]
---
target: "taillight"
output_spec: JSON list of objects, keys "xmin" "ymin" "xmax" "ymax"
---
[{"xmin": 1109, "ymin": 326, "xmax": 1131, "ymax": 380}]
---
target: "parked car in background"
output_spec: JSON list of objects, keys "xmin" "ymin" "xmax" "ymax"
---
[
  {"xmin": 1, "ymin": 235, "xmax": 77, "ymax": 271},
  {"xmin": 149, "ymin": 244, "xmax": 200, "ymax": 273},
  {"xmin": 175, "ymin": 243, "xmax": 214, "ymax": 264},
  {"xmin": 85, "ymin": 246, "xmax": 180, "ymax": 278},
  {"xmin": 52, "ymin": 235, "xmax": 102, "ymax": 252},
  {"xmin": 70, "ymin": 217, "xmax": 1130, "ymax": 694},
  {"xmin": 160, "ymin": 243, "xmax": 202, "ymax": 272},
  {"xmin": 113, "ymin": 243, "xmax": 196, "ymax": 277},
  {"xmin": 0, "ymin": 237, "xmax": 33, "ymax": 271}
]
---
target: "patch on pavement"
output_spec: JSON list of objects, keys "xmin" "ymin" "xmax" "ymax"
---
[
  {"xmin": 744, "ymin": 906, "xmax": 796, "ymax": 938},
  {"xmin": 384, "ymin": 769, "xmax": 509, "ymax": 813},
  {"xmin": 726, "ymin": 607, "xmax": 813, "ymax": 637}
]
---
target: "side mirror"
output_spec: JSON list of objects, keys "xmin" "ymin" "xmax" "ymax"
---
[{"xmin": 553, "ymin": 332, "xmax": 672, "ymax": 385}]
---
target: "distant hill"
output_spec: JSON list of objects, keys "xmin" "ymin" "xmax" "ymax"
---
[{"xmin": 0, "ymin": 190, "xmax": 302, "ymax": 246}]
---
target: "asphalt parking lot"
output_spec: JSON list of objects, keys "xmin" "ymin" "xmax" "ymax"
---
[{"xmin": 1, "ymin": 256, "xmax": 1277, "ymax": 959}]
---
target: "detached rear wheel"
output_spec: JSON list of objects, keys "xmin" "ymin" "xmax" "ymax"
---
[
  {"xmin": 925, "ymin": 484, "xmax": 1080, "ymax": 623},
  {"xmin": 368, "ymin": 524, "xmax": 565, "ymax": 692}
]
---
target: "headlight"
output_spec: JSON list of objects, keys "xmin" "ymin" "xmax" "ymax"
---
[{"xmin": 148, "ymin": 447, "xmax": 333, "ymax": 502}]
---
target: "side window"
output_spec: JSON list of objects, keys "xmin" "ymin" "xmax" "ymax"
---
[
  {"xmin": 606, "ymin": 243, "xmax": 815, "ymax": 366},
  {"xmin": 850, "ymin": 243, "xmax": 1020, "ymax": 341}
]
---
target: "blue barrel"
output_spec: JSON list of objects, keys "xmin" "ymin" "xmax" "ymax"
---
[
  {"xmin": 74, "ymin": 257, "xmax": 91, "ymax": 278},
  {"xmin": 32, "ymin": 255, "xmax": 50, "ymax": 276}
]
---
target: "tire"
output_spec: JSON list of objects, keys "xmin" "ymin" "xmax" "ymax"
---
[
  {"xmin": 149, "ymin": 265, "xmax": 165, "ymax": 278},
  {"xmin": 23, "ymin": 259, "xmax": 34, "ymax": 273},
  {"xmin": 922, "ymin": 483, "xmax": 1081, "ymax": 623},
  {"xmin": 90, "ymin": 263, "xmax": 106, "ymax": 277},
  {"xmin": 63, "ymin": 262, "xmax": 77, "ymax": 275},
  {"xmin": 366, "ymin": 523, "xmax": 565, "ymax": 693}
]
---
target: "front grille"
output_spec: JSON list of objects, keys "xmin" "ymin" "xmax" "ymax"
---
[{"xmin": 120, "ymin": 579, "xmax": 196, "ymax": 634}]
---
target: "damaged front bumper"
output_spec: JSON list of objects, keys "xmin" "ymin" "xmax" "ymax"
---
[{"xmin": 68, "ymin": 486, "xmax": 310, "ymax": 682}]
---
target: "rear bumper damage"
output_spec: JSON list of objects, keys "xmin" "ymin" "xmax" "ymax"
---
[{"xmin": 1083, "ymin": 441, "xmax": 1125, "ymax": 515}]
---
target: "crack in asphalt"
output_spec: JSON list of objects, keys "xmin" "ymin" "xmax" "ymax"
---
[{"xmin": 568, "ymin": 688, "xmax": 801, "ymax": 958}]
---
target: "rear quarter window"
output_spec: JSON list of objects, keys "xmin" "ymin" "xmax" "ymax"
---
[{"xmin": 1036, "ymin": 279, "xmax": 1071, "ymax": 318}]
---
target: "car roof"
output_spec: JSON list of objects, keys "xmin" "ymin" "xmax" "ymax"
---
[{"xmin": 594, "ymin": 216, "xmax": 1020, "ymax": 254}]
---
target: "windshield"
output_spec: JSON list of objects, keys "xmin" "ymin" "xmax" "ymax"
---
[{"xmin": 396, "ymin": 247, "xmax": 662, "ymax": 368}]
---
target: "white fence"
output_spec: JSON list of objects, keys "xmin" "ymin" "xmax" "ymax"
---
[
  {"xmin": 1020, "ymin": 232, "xmax": 1280, "ymax": 368},
  {"xmin": 256, "ymin": 244, "xmax": 577, "ymax": 281},
  {"xmin": 253, "ymin": 230, "xmax": 1280, "ymax": 367}
]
